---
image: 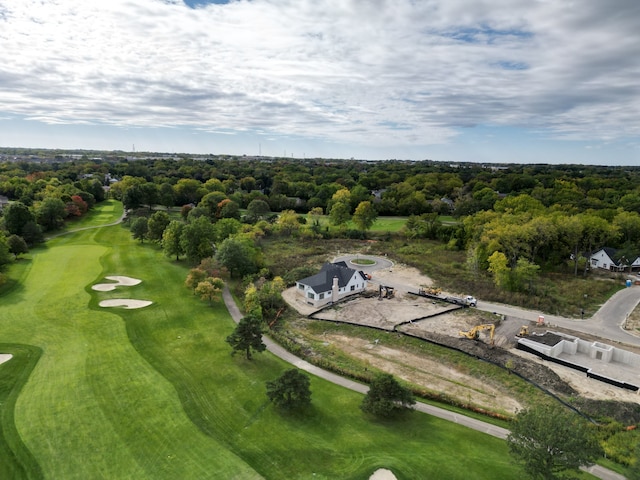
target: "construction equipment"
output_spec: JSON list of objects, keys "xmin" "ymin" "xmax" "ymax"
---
[
  {"xmin": 378, "ymin": 285, "xmax": 395, "ymax": 300},
  {"xmin": 459, "ymin": 324, "xmax": 495, "ymax": 345},
  {"xmin": 419, "ymin": 286, "xmax": 442, "ymax": 296},
  {"xmin": 517, "ymin": 325, "xmax": 529, "ymax": 337}
]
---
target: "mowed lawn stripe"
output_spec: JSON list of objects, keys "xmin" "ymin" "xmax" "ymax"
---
[{"xmin": 2, "ymin": 228, "xmax": 261, "ymax": 478}]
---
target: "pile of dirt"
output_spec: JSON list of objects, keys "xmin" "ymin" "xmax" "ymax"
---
[{"xmin": 571, "ymin": 398, "xmax": 640, "ymax": 424}]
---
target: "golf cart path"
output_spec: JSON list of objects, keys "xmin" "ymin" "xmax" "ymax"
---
[
  {"xmin": 45, "ymin": 210, "xmax": 127, "ymax": 240},
  {"xmin": 221, "ymin": 286, "xmax": 624, "ymax": 480}
]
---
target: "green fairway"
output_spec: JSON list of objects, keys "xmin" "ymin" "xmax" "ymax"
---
[
  {"xmin": 302, "ymin": 214, "xmax": 408, "ymax": 233},
  {"xmin": 0, "ymin": 203, "xmax": 525, "ymax": 479},
  {"xmin": 367, "ymin": 216, "xmax": 407, "ymax": 232}
]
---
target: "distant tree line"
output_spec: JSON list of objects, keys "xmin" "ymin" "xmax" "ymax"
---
[
  {"xmin": 3, "ymin": 154, "xmax": 640, "ymax": 292},
  {"xmin": 3, "ymin": 156, "xmax": 640, "ymax": 219}
]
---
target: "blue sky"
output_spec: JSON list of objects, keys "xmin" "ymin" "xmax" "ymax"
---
[{"xmin": 0, "ymin": 0, "xmax": 639, "ymax": 165}]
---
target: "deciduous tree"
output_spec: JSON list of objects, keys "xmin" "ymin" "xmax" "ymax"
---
[
  {"xmin": 246, "ymin": 199, "xmax": 271, "ymax": 223},
  {"xmin": 487, "ymin": 251, "xmax": 510, "ymax": 289},
  {"xmin": 194, "ymin": 277, "xmax": 224, "ymax": 305},
  {"xmin": 130, "ymin": 217, "xmax": 148, "ymax": 243},
  {"xmin": 162, "ymin": 220, "xmax": 185, "ymax": 260},
  {"xmin": 511, "ymin": 258, "xmax": 540, "ymax": 293},
  {"xmin": 174, "ymin": 178, "xmax": 205, "ymax": 205},
  {"xmin": 3, "ymin": 202, "xmax": 34, "ymax": 236},
  {"xmin": 243, "ymin": 283, "xmax": 262, "ymax": 318},
  {"xmin": 158, "ymin": 182, "xmax": 175, "ymax": 209},
  {"xmin": 329, "ymin": 201, "xmax": 350, "ymax": 227},
  {"xmin": 185, "ymin": 267, "xmax": 207, "ymax": 293},
  {"xmin": 199, "ymin": 191, "xmax": 227, "ymax": 218},
  {"xmin": 360, "ymin": 373, "xmax": 415, "ymax": 418},
  {"xmin": 248, "ymin": 277, "xmax": 286, "ymax": 321},
  {"xmin": 180, "ymin": 216, "xmax": 215, "ymax": 263},
  {"xmin": 35, "ymin": 197, "xmax": 66, "ymax": 231},
  {"xmin": 147, "ymin": 210, "xmax": 171, "ymax": 242},
  {"xmin": 507, "ymin": 403, "xmax": 601, "ymax": 480},
  {"xmin": 214, "ymin": 218, "xmax": 242, "ymax": 242},
  {"xmin": 352, "ymin": 201, "xmax": 378, "ymax": 232},
  {"xmin": 0, "ymin": 234, "xmax": 11, "ymax": 268},
  {"xmin": 216, "ymin": 236, "xmax": 261, "ymax": 279},
  {"xmin": 266, "ymin": 369, "xmax": 311, "ymax": 410},
  {"xmin": 217, "ymin": 198, "xmax": 240, "ymax": 220},
  {"xmin": 122, "ymin": 184, "xmax": 145, "ymax": 210},
  {"xmin": 276, "ymin": 210, "xmax": 300, "ymax": 236},
  {"xmin": 7, "ymin": 234, "xmax": 28, "ymax": 258},
  {"xmin": 20, "ymin": 221, "xmax": 43, "ymax": 245}
]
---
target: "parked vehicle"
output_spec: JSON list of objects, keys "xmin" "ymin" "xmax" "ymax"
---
[{"xmin": 446, "ymin": 295, "xmax": 477, "ymax": 307}]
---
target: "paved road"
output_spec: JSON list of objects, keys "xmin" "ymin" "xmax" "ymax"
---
[
  {"xmin": 337, "ymin": 254, "xmax": 640, "ymax": 348},
  {"xmin": 478, "ymin": 286, "xmax": 640, "ymax": 348},
  {"xmin": 222, "ymin": 286, "xmax": 626, "ymax": 480},
  {"xmin": 332, "ymin": 254, "xmax": 394, "ymax": 274}
]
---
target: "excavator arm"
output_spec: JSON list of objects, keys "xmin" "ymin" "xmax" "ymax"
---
[{"xmin": 459, "ymin": 324, "xmax": 495, "ymax": 345}]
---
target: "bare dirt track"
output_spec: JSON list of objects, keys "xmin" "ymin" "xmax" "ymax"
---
[{"xmin": 284, "ymin": 262, "xmax": 640, "ymax": 416}]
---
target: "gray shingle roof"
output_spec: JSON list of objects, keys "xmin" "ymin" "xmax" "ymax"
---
[{"xmin": 297, "ymin": 262, "xmax": 363, "ymax": 293}]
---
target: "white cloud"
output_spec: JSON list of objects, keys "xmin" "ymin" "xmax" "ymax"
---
[{"xmin": 0, "ymin": 0, "xmax": 638, "ymax": 151}]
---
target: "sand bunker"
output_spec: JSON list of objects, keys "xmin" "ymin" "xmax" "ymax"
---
[
  {"xmin": 92, "ymin": 276, "xmax": 142, "ymax": 291},
  {"xmin": 369, "ymin": 469, "xmax": 397, "ymax": 480},
  {"xmin": 99, "ymin": 299, "xmax": 152, "ymax": 309},
  {"xmin": 0, "ymin": 354, "xmax": 13, "ymax": 365}
]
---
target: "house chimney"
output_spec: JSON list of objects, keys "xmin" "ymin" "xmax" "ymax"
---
[{"xmin": 332, "ymin": 275, "xmax": 339, "ymax": 303}]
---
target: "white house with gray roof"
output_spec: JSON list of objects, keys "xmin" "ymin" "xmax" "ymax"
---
[
  {"xmin": 295, "ymin": 261, "xmax": 368, "ymax": 308},
  {"xmin": 590, "ymin": 247, "xmax": 640, "ymax": 272}
]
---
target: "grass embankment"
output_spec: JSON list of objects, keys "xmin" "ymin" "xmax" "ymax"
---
[{"xmin": 0, "ymin": 206, "xmax": 526, "ymax": 478}]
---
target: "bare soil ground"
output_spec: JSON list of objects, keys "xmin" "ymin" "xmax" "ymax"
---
[
  {"xmin": 284, "ymin": 263, "xmax": 640, "ymax": 416},
  {"xmin": 323, "ymin": 333, "xmax": 522, "ymax": 414}
]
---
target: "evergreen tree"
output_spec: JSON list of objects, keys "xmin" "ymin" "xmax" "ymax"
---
[{"xmin": 226, "ymin": 314, "xmax": 266, "ymax": 360}]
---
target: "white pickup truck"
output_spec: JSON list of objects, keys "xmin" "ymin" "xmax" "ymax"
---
[{"xmin": 446, "ymin": 295, "xmax": 477, "ymax": 307}]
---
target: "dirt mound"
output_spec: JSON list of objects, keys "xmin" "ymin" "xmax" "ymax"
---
[
  {"xmin": 571, "ymin": 398, "xmax": 640, "ymax": 424},
  {"xmin": 403, "ymin": 329, "xmax": 577, "ymax": 397}
]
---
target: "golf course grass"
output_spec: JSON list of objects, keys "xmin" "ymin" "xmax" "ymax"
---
[{"xmin": 0, "ymin": 201, "xmax": 525, "ymax": 479}]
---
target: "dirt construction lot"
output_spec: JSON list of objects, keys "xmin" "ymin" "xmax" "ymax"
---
[{"xmin": 283, "ymin": 262, "xmax": 640, "ymax": 415}]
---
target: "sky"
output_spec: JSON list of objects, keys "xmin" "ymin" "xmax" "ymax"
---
[{"xmin": 0, "ymin": 0, "xmax": 639, "ymax": 165}]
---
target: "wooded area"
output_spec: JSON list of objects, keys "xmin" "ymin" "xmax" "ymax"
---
[{"xmin": 2, "ymin": 153, "xmax": 640, "ymax": 298}]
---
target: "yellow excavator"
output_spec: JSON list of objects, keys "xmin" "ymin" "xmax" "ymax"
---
[{"xmin": 459, "ymin": 324, "xmax": 495, "ymax": 345}]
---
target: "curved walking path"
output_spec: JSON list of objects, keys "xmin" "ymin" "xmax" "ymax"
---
[
  {"xmin": 221, "ymin": 286, "xmax": 625, "ymax": 480},
  {"xmin": 45, "ymin": 209, "xmax": 127, "ymax": 240}
]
